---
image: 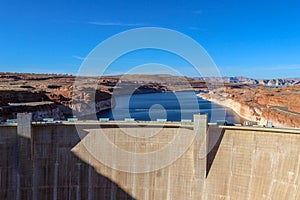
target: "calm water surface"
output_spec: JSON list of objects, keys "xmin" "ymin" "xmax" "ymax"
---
[{"xmin": 98, "ymin": 91, "xmax": 244, "ymax": 124}]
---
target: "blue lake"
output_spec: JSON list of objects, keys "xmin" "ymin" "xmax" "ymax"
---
[{"xmin": 98, "ymin": 91, "xmax": 244, "ymax": 124}]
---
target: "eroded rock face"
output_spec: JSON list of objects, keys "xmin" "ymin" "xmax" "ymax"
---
[
  {"xmin": 0, "ymin": 103, "xmax": 67, "ymax": 121},
  {"xmin": 199, "ymin": 85, "xmax": 300, "ymax": 128},
  {"xmin": 0, "ymin": 91, "xmax": 47, "ymax": 106},
  {"xmin": 0, "ymin": 73, "xmax": 113, "ymax": 120}
]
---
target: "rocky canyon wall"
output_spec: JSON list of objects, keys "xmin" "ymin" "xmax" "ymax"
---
[{"xmin": 199, "ymin": 85, "xmax": 300, "ymax": 128}]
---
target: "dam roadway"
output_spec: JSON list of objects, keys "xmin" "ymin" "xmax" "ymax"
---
[{"xmin": 1, "ymin": 115, "xmax": 300, "ymax": 199}]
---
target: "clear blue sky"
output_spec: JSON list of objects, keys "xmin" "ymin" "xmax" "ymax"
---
[{"xmin": 0, "ymin": 0, "xmax": 300, "ymax": 79}]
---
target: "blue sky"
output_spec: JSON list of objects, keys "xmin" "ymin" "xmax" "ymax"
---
[{"xmin": 0, "ymin": 0, "xmax": 300, "ymax": 78}]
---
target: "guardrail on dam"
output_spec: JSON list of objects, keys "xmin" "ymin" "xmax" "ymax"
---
[{"xmin": 1, "ymin": 113, "xmax": 300, "ymax": 199}]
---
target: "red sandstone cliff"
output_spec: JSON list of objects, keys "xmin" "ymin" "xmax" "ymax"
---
[
  {"xmin": 0, "ymin": 73, "xmax": 114, "ymax": 120},
  {"xmin": 198, "ymin": 85, "xmax": 300, "ymax": 128}
]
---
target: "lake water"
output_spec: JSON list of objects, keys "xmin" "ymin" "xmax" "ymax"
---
[{"xmin": 98, "ymin": 91, "xmax": 244, "ymax": 124}]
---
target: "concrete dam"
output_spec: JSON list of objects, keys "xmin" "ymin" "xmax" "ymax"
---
[{"xmin": 1, "ymin": 114, "xmax": 300, "ymax": 199}]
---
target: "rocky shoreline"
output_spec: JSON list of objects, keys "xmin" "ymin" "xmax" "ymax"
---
[
  {"xmin": 198, "ymin": 85, "xmax": 300, "ymax": 128},
  {"xmin": 198, "ymin": 92, "xmax": 264, "ymax": 124}
]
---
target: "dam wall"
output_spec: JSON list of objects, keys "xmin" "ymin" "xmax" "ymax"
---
[
  {"xmin": 0, "ymin": 123, "xmax": 135, "ymax": 199},
  {"xmin": 1, "ymin": 115, "xmax": 300, "ymax": 199},
  {"xmin": 204, "ymin": 126, "xmax": 300, "ymax": 199},
  {"xmin": 71, "ymin": 115, "xmax": 207, "ymax": 199}
]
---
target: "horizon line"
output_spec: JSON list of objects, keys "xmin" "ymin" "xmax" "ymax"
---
[{"xmin": 0, "ymin": 71, "xmax": 299, "ymax": 80}]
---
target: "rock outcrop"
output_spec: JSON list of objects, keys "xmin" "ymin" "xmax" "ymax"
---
[
  {"xmin": 0, "ymin": 73, "xmax": 113, "ymax": 120},
  {"xmin": 198, "ymin": 85, "xmax": 300, "ymax": 128}
]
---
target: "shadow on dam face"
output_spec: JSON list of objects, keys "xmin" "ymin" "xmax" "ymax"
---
[
  {"xmin": 0, "ymin": 113, "xmax": 220, "ymax": 200},
  {"xmin": 0, "ymin": 113, "xmax": 210, "ymax": 200},
  {"xmin": 206, "ymin": 127, "xmax": 225, "ymax": 178},
  {"xmin": 0, "ymin": 125, "xmax": 136, "ymax": 200},
  {"xmin": 4, "ymin": 113, "xmax": 300, "ymax": 199}
]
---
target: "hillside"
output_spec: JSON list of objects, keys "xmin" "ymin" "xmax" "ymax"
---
[{"xmin": 199, "ymin": 84, "xmax": 300, "ymax": 127}]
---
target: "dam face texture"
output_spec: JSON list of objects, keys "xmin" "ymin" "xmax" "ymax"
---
[{"xmin": 1, "ymin": 114, "xmax": 300, "ymax": 199}]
